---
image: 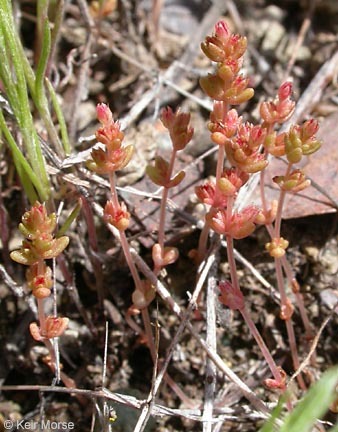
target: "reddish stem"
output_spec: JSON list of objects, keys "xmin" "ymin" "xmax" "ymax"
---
[
  {"xmin": 240, "ymin": 307, "xmax": 283, "ymax": 385},
  {"xmin": 156, "ymin": 149, "xmax": 177, "ymax": 270},
  {"xmin": 275, "ymin": 258, "xmax": 306, "ymax": 390}
]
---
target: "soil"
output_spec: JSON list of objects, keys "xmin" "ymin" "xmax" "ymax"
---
[{"xmin": 0, "ymin": 1, "xmax": 338, "ymax": 431}]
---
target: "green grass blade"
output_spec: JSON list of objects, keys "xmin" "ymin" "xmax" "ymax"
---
[{"xmin": 281, "ymin": 367, "xmax": 338, "ymax": 432}]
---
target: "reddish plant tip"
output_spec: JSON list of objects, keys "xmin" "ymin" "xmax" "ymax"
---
[
  {"xmin": 96, "ymin": 103, "xmax": 113, "ymax": 126},
  {"xmin": 214, "ymin": 21, "xmax": 230, "ymax": 41},
  {"xmin": 160, "ymin": 107, "xmax": 194, "ymax": 151},
  {"xmin": 278, "ymin": 81, "xmax": 292, "ymax": 100},
  {"xmin": 10, "ymin": 203, "xmax": 69, "ymax": 266},
  {"xmin": 260, "ymin": 82, "xmax": 295, "ymax": 125}
]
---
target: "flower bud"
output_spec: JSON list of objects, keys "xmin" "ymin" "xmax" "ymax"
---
[
  {"xmin": 285, "ymin": 126, "xmax": 303, "ymax": 163},
  {"xmin": 265, "ymin": 237, "xmax": 289, "ymax": 258},
  {"xmin": 264, "ymin": 132, "xmax": 286, "ymax": 157},
  {"xmin": 19, "ymin": 202, "xmax": 56, "ymax": 240},
  {"xmin": 278, "ymin": 81, "xmax": 292, "ymax": 101},
  {"xmin": 104, "ymin": 200, "xmax": 130, "ymax": 231},
  {"xmin": 206, "ymin": 205, "xmax": 259, "ymax": 239},
  {"xmin": 152, "ymin": 243, "xmax": 179, "ymax": 270},
  {"xmin": 26, "ymin": 263, "xmax": 53, "ymax": 298},
  {"xmin": 96, "ymin": 103, "xmax": 113, "ymax": 125},
  {"xmin": 217, "ymin": 168, "xmax": 249, "ymax": 197},
  {"xmin": 260, "ymin": 82, "xmax": 295, "ymax": 125},
  {"xmin": 214, "ymin": 21, "xmax": 230, "ymax": 42},
  {"xmin": 273, "ymin": 169, "xmax": 311, "ymax": 193}
]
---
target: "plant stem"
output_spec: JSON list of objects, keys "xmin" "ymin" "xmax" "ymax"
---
[
  {"xmin": 281, "ymin": 256, "xmax": 314, "ymax": 340},
  {"xmin": 240, "ymin": 307, "xmax": 283, "ymax": 384},
  {"xmin": 157, "ymin": 149, "xmax": 177, "ymax": 266},
  {"xmin": 275, "ymin": 258, "xmax": 306, "ymax": 390}
]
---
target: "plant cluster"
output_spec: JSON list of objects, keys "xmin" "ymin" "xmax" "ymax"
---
[
  {"xmin": 10, "ymin": 202, "xmax": 73, "ymax": 386},
  {"xmin": 194, "ymin": 20, "xmax": 322, "ymax": 393}
]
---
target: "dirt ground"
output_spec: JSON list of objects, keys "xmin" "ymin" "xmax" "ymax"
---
[{"xmin": 0, "ymin": 0, "xmax": 338, "ymax": 431}]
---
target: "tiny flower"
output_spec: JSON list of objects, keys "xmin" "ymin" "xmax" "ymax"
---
[
  {"xmin": 201, "ymin": 21, "xmax": 247, "ymax": 63},
  {"xmin": 201, "ymin": 21, "xmax": 231, "ymax": 62},
  {"xmin": 265, "ymin": 237, "xmax": 289, "ymax": 258},
  {"xmin": 195, "ymin": 180, "xmax": 228, "ymax": 208},
  {"xmin": 218, "ymin": 280, "xmax": 245, "ymax": 310},
  {"xmin": 44, "ymin": 316, "xmax": 69, "ymax": 338},
  {"xmin": 284, "ymin": 120, "xmax": 322, "ymax": 163},
  {"xmin": 217, "ymin": 168, "xmax": 249, "ymax": 196},
  {"xmin": 26, "ymin": 262, "xmax": 53, "ymax": 299},
  {"xmin": 146, "ymin": 156, "xmax": 185, "ymax": 188},
  {"xmin": 18, "ymin": 202, "xmax": 56, "ymax": 240},
  {"xmin": 209, "ymin": 107, "xmax": 241, "ymax": 144},
  {"xmin": 273, "ymin": 169, "xmax": 311, "ymax": 193},
  {"xmin": 152, "ymin": 243, "xmax": 179, "ymax": 270},
  {"xmin": 96, "ymin": 124, "xmax": 125, "ymax": 151},
  {"xmin": 260, "ymin": 82, "xmax": 295, "ymax": 125},
  {"xmin": 206, "ymin": 205, "xmax": 259, "ymax": 239},
  {"xmin": 237, "ymin": 123, "xmax": 267, "ymax": 151},
  {"xmin": 264, "ymin": 132, "xmax": 286, "ymax": 157},
  {"xmin": 224, "ymin": 131, "xmax": 268, "ymax": 173},
  {"xmin": 223, "ymin": 75, "xmax": 254, "ymax": 105},
  {"xmin": 195, "ymin": 181, "xmax": 217, "ymax": 206},
  {"xmin": 104, "ymin": 200, "xmax": 130, "ymax": 231},
  {"xmin": 230, "ymin": 206, "xmax": 260, "ymax": 239},
  {"xmin": 301, "ymin": 119, "xmax": 319, "ymax": 141},
  {"xmin": 217, "ymin": 58, "xmax": 243, "ymax": 84},
  {"xmin": 30, "ymin": 316, "xmax": 69, "ymax": 341},
  {"xmin": 87, "ymin": 145, "xmax": 134, "ymax": 174},
  {"xmin": 214, "ymin": 20, "xmax": 230, "ymax": 42},
  {"xmin": 95, "ymin": 103, "xmax": 125, "ymax": 151}
]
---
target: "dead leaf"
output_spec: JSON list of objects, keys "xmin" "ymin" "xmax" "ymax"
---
[{"xmin": 258, "ymin": 110, "xmax": 338, "ymax": 219}]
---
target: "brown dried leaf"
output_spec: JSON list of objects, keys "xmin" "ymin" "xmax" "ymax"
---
[{"xmin": 261, "ymin": 111, "xmax": 338, "ymax": 219}]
